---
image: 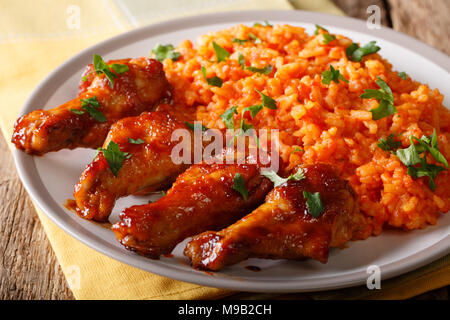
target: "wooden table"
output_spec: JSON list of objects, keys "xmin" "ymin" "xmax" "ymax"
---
[{"xmin": 0, "ymin": 0, "xmax": 449, "ymax": 300}]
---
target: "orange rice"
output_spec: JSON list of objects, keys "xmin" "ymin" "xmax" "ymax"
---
[{"xmin": 162, "ymin": 24, "xmax": 450, "ymax": 237}]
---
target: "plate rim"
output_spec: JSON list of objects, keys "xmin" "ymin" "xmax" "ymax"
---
[{"xmin": 12, "ymin": 9, "xmax": 450, "ymax": 293}]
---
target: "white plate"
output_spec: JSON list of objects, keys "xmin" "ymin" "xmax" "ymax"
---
[{"xmin": 13, "ymin": 10, "xmax": 450, "ymax": 293}]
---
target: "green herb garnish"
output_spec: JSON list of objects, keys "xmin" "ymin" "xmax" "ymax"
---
[
  {"xmin": 151, "ymin": 44, "xmax": 181, "ymax": 62},
  {"xmin": 303, "ymin": 191, "xmax": 324, "ymax": 217},
  {"xmin": 232, "ymin": 38, "xmax": 248, "ymax": 44},
  {"xmin": 255, "ymin": 89, "xmax": 277, "ymax": 109},
  {"xmin": 128, "ymin": 138, "xmax": 145, "ymax": 144},
  {"xmin": 314, "ymin": 24, "xmax": 328, "ymax": 35},
  {"xmin": 261, "ymin": 167, "xmax": 305, "ymax": 188},
  {"xmin": 98, "ymin": 141, "xmax": 131, "ymax": 177},
  {"xmin": 201, "ymin": 66, "xmax": 223, "ymax": 87},
  {"xmin": 246, "ymin": 64, "xmax": 273, "ymax": 75},
  {"xmin": 322, "ymin": 34, "xmax": 336, "ymax": 44},
  {"xmin": 220, "ymin": 106, "xmax": 238, "ymax": 129},
  {"xmin": 232, "ymin": 173, "xmax": 248, "ymax": 200},
  {"xmin": 360, "ymin": 77, "xmax": 396, "ymax": 120},
  {"xmin": 398, "ymin": 72, "xmax": 408, "ymax": 80},
  {"xmin": 346, "ymin": 41, "xmax": 381, "ymax": 62},
  {"xmin": 253, "ymin": 20, "xmax": 272, "ymax": 27},
  {"xmin": 238, "ymin": 53, "xmax": 246, "ymax": 69},
  {"xmin": 395, "ymin": 130, "xmax": 448, "ymax": 190},
  {"xmin": 93, "ymin": 54, "xmax": 129, "ymax": 89},
  {"xmin": 378, "ymin": 134, "xmax": 402, "ymax": 153},
  {"xmin": 291, "ymin": 146, "xmax": 304, "ymax": 154},
  {"xmin": 75, "ymin": 96, "xmax": 107, "ymax": 122},
  {"xmin": 185, "ymin": 121, "xmax": 209, "ymax": 131},
  {"xmin": 322, "ymin": 65, "xmax": 349, "ymax": 84},
  {"xmin": 248, "ymin": 33, "xmax": 262, "ymax": 44},
  {"xmin": 212, "ymin": 41, "xmax": 230, "ymax": 62}
]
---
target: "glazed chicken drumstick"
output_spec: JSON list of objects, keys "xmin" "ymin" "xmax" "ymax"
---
[
  {"xmin": 72, "ymin": 108, "xmax": 192, "ymax": 221},
  {"xmin": 184, "ymin": 164, "xmax": 369, "ymax": 270},
  {"xmin": 112, "ymin": 162, "xmax": 273, "ymax": 258},
  {"xmin": 12, "ymin": 57, "xmax": 170, "ymax": 155}
]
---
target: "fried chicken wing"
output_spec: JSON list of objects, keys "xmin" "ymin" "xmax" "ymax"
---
[
  {"xmin": 72, "ymin": 109, "xmax": 191, "ymax": 221},
  {"xmin": 12, "ymin": 57, "xmax": 170, "ymax": 155},
  {"xmin": 184, "ymin": 164, "xmax": 369, "ymax": 270},
  {"xmin": 112, "ymin": 162, "xmax": 273, "ymax": 258}
]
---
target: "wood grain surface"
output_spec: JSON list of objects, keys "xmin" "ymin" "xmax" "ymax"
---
[{"xmin": 0, "ymin": 0, "xmax": 449, "ymax": 300}]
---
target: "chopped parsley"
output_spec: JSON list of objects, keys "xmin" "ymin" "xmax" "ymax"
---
[
  {"xmin": 201, "ymin": 66, "xmax": 223, "ymax": 87},
  {"xmin": 291, "ymin": 146, "xmax": 304, "ymax": 154},
  {"xmin": 346, "ymin": 41, "xmax": 381, "ymax": 62},
  {"xmin": 237, "ymin": 53, "xmax": 272, "ymax": 74},
  {"xmin": 220, "ymin": 106, "xmax": 238, "ymax": 129},
  {"xmin": 322, "ymin": 65, "xmax": 349, "ymax": 84},
  {"xmin": 71, "ymin": 96, "xmax": 107, "ymax": 122},
  {"xmin": 303, "ymin": 191, "xmax": 324, "ymax": 217},
  {"xmin": 322, "ymin": 34, "xmax": 336, "ymax": 44},
  {"xmin": 238, "ymin": 53, "xmax": 246, "ymax": 68},
  {"xmin": 93, "ymin": 54, "xmax": 129, "ymax": 89},
  {"xmin": 232, "ymin": 173, "xmax": 248, "ymax": 200},
  {"xmin": 395, "ymin": 130, "xmax": 448, "ymax": 191},
  {"xmin": 232, "ymin": 38, "xmax": 248, "ymax": 44},
  {"xmin": 253, "ymin": 20, "xmax": 272, "ymax": 27},
  {"xmin": 212, "ymin": 41, "xmax": 230, "ymax": 62},
  {"xmin": 255, "ymin": 89, "xmax": 277, "ymax": 109},
  {"xmin": 377, "ymin": 134, "xmax": 402, "ymax": 153},
  {"xmin": 248, "ymin": 32, "xmax": 262, "ymax": 44},
  {"xmin": 98, "ymin": 141, "xmax": 131, "ymax": 177},
  {"xmin": 398, "ymin": 72, "xmax": 408, "ymax": 80},
  {"xmin": 360, "ymin": 77, "xmax": 396, "ymax": 120},
  {"xmin": 151, "ymin": 44, "xmax": 181, "ymax": 62},
  {"xmin": 128, "ymin": 138, "xmax": 145, "ymax": 144},
  {"xmin": 314, "ymin": 24, "xmax": 328, "ymax": 35},
  {"xmin": 261, "ymin": 167, "xmax": 305, "ymax": 188},
  {"xmin": 185, "ymin": 121, "xmax": 209, "ymax": 131},
  {"xmin": 246, "ymin": 64, "xmax": 273, "ymax": 75}
]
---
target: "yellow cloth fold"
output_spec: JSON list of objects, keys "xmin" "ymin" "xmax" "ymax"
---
[{"xmin": 0, "ymin": 0, "xmax": 447, "ymax": 300}]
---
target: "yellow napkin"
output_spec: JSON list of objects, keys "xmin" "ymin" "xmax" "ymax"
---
[{"xmin": 0, "ymin": 0, "xmax": 447, "ymax": 300}]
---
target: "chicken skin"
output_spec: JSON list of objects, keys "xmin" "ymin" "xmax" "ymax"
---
[
  {"xmin": 72, "ymin": 109, "xmax": 192, "ymax": 221},
  {"xmin": 112, "ymin": 162, "xmax": 273, "ymax": 258},
  {"xmin": 184, "ymin": 164, "xmax": 369, "ymax": 271},
  {"xmin": 12, "ymin": 57, "xmax": 170, "ymax": 155}
]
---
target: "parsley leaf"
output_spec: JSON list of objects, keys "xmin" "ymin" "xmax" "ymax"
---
[
  {"xmin": 238, "ymin": 53, "xmax": 246, "ymax": 69},
  {"xmin": 70, "ymin": 108, "xmax": 85, "ymax": 115},
  {"xmin": 212, "ymin": 42, "xmax": 230, "ymax": 62},
  {"xmin": 242, "ymin": 105, "xmax": 263, "ymax": 119},
  {"xmin": 398, "ymin": 72, "xmax": 408, "ymax": 80},
  {"xmin": 378, "ymin": 134, "xmax": 402, "ymax": 153},
  {"xmin": 80, "ymin": 96, "xmax": 107, "ymax": 122},
  {"xmin": 185, "ymin": 121, "xmax": 209, "ymax": 131},
  {"xmin": 128, "ymin": 138, "xmax": 145, "ymax": 144},
  {"xmin": 346, "ymin": 41, "xmax": 381, "ymax": 62},
  {"xmin": 261, "ymin": 167, "xmax": 305, "ymax": 188},
  {"xmin": 232, "ymin": 38, "xmax": 248, "ymax": 44},
  {"xmin": 220, "ymin": 106, "xmax": 238, "ymax": 129},
  {"xmin": 395, "ymin": 131, "xmax": 448, "ymax": 191},
  {"xmin": 322, "ymin": 65, "xmax": 349, "ymax": 84},
  {"xmin": 314, "ymin": 24, "xmax": 328, "ymax": 35},
  {"xmin": 232, "ymin": 173, "xmax": 248, "ymax": 200},
  {"xmin": 246, "ymin": 64, "xmax": 273, "ymax": 75},
  {"xmin": 253, "ymin": 20, "xmax": 272, "ymax": 27},
  {"xmin": 248, "ymin": 33, "xmax": 262, "ymax": 44},
  {"xmin": 255, "ymin": 89, "xmax": 277, "ymax": 109},
  {"xmin": 291, "ymin": 146, "xmax": 304, "ymax": 154},
  {"xmin": 361, "ymin": 77, "xmax": 396, "ymax": 120},
  {"xmin": 99, "ymin": 141, "xmax": 131, "ymax": 177},
  {"xmin": 151, "ymin": 44, "xmax": 181, "ymax": 62},
  {"xmin": 93, "ymin": 54, "xmax": 128, "ymax": 89},
  {"xmin": 303, "ymin": 191, "xmax": 324, "ymax": 217},
  {"xmin": 322, "ymin": 34, "xmax": 336, "ymax": 44},
  {"xmin": 201, "ymin": 66, "xmax": 223, "ymax": 87}
]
